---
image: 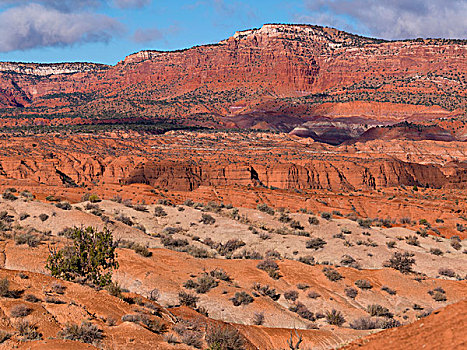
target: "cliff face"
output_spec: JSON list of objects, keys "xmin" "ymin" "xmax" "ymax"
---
[
  {"xmin": 0, "ymin": 152, "xmax": 454, "ymax": 191},
  {"xmin": 121, "ymin": 158, "xmax": 449, "ymax": 191},
  {"xmin": 0, "ymin": 24, "xmax": 465, "ymax": 124}
]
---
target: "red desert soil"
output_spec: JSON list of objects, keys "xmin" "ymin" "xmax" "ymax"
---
[{"xmin": 343, "ymin": 299, "xmax": 467, "ymax": 350}]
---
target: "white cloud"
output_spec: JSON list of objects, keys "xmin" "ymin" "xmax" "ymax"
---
[
  {"xmin": 0, "ymin": 3, "xmax": 123, "ymax": 52},
  {"xmin": 303, "ymin": 0, "xmax": 467, "ymax": 39}
]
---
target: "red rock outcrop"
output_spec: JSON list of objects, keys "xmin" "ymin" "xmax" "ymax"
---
[{"xmin": 0, "ymin": 24, "xmax": 464, "ymax": 126}]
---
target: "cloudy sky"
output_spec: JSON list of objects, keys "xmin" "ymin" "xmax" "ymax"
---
[{"xmin": 0, "ymin": 0, "xmax": 465, "ymax": 64}]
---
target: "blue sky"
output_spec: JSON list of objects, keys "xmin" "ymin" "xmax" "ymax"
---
[{"xmin": 0, "ymin": 0, "xmax": 465, "ymax": 65}]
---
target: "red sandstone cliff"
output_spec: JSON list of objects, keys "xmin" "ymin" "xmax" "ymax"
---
[{"xmin": 0, "ymin": 24, "xmax": 465, "ymax": 126}]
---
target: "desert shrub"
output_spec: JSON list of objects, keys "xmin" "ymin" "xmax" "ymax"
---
[
  {"xmin": 16, "ymin": 320, "xmax": 42, "ymax": 340},
  {"xmin": 231, "ymin": 291, "xmax": 253, "ymax": 306},
  {"xmin": 289, "ymin": 302, "xmax": 315, "ymax": 321},
  {"xmin": 298, "ymin": 255, "xmax": 315, "ymax": 266},
  {"xmin": 157, "ymin": 199, "xmax": 174, "ymax": 206},
  {"xmin": 46, "ymin": 226, "xmax": 119, "ymax": 287},
  {"xmin": 265, "ymin": 250, "xmax": 281, "ymax": 259},
  {"xmin": 438, "ymin": 268, "xmax": 456, "ymax": 278},
  {"xmin": 55, "ymin": 202, "xmax": 72, "ymax": 210},
  {"xmin": 432, "ymin": 291, "xmax": 447, "ymax": 301},
  {"xmin": 252, "ymin": 311, "xmax": 265, "ymax": 325},
  {"xmin": 257, "ymin": 203, "xmax": 275, "ymax": 215},
  {"xmin": 118, "ymin": 240, "xmax": 152, "ymax": 257},
  {"xmin": 350, "ymin": 317, "xmax": 380, "ymax": 330},
  {"xmin": 0, "ymin": 330, "xmax": 11, "ymax": 343},
  {"xmin": 45, "ymin": 195, "xmax": 59, "ymax": 202},
  {"xmin": 2, "ymin": 190, "xmax": 17, "ymax": 201},
  {"xmin": 419, "ymin": 219, "xmax": 429, "ymax": 226},
  {"xmin": 24, "ymin": 294, "xmax": 40, "ymax": 303},
  {"xmin": 325, "ymin": 309, "xmax": 345, "ymax": 326},
  {"xmin": 321, "ymin": 212, "xmax": 332, "ymax": 220},
  {"xmin": 164, "ymin": 333, "xmax": 179, "ymax": 344},
  {"xmin": 195, "ymin": 274, "xmax": 218, "ymax": 294},
  {"xmin": 217, "ymin": 239, "xmax": 245, "ymax": 256},
  {"xmin": 400, "ymin": 217, "xmax": 412, "ymax": 224},
  {"xmin": 428, "ymin": 288, "xmax": 447, "ymax": 301},
  {"xmin": 59, "ymin": 321, "xmax": 103, "ymax": 344},
  {"xmin": 334, "ymin": 232, "xmax": 345, "ymax": 239},
  {"xmin": 200, "ymin": 213, "xmax": 216, "ymax": 225},
  {"xmin": 236, "ymin": 249, "xmax": 262, "ymax": 260},
  {"xmin": 0, "ymin": 278, "xmax": 21, "ymax": 298},
  {"xmin": 307, "ymin": 291, "xmax": 320, "ymax": 299},
  {"xmin": 284, "ymin": 290, "xmax": 299, "ymax": 302},
  {"xmin": 205, "ymin": 325, "xmax": 245, "ymax": 350},
  {"xmin": 85, "ymin": 203, "xmax": 99, "ymax": 211},
  {"xmin": 140, "ymin": 317, "xmax": 168, "ymax": 334},
  {"xmin": 148, "ymin": 288, "xmax": 160, "ymax": 302},
  {"xmin": 173, "ymin": 320, "xmax": 203, "ymax": 348},
  {"xmin": 252, "ymin": 283, "xmax": 280, "ymax": 301},
  {"xmin": 88, "ymin": 194, "xmax": 101, "ymax": 203},
  {"xmin": 450, "ymin": 239, "xmax": 462, "ymax": 251},
  {"xmin": 183, "ymin": 199, "xmax": 194, "ymax": 207},
  {"xmin": 367, "ymin": 304, "xmax": 392, "ymax": 318},
  {"xmin": 381, "ymin": 286, "xmax": 396, "ymax": 295},
  {"xmin": 296, "ymin": 283, "xmax": 309, "ymax": 290},
  {"xmin": 181, "ymin": 332, "xmax": 203, "ymax": 348},
  {"xmin": 354, "ymin": 279, "xmax": 372, "ymax": 290},
  {"xmin": 306, "ymin": 237, "xmax": 327, "ymax": 250},
  {"xmin": 386, "ymin": 241, "xmax": 397, "ymax": 248},
  {"xmin": 350, "ymin": 317, "xmax": 399, "ymax": 330},
  {"xmin": 133, "ymin": 203, "xmax": 148, "ymax": 212},
  {"xmin": 210, "ymin": 268, "xmax": 231, "ymax": 281},
  {"xmin": 357, "ymin": 219, "xmax": 372, "ymax": 228},
  {"xmin": 115, "ymin": 214, "xmax": 133, "ymax": 226},
  {"xmin": 110, "ymin": 195, "xmax": 122, "ymax": 203},
  {"xmin": 341, "ymin": 255, "xmax": 359, "ymax": 268},
  {"xmin": 384, "ymin": 251, "xmax": 415, "ymax": 274},
  {"xmin": 10, "ymin": 304, "xmax": 32, "ymax": 318},
  {"xmin": 154, "ymin": 206, "xmax": 167, "ymax": 217},
  {"xmin": 15, "ymin": 233, "xmax": 41, "ymax": 248},
  {"xmin": 178, "ymin": 291, "xmax": 199, "ymax": 308},
  {"xmin": 163, "ymin": 227, "xmax": 183, "ymax": 235},
  {"xmin": 279, "ymin": 213, "xmax": 291, "ymax": 223},
  {"xmin": 257, "ymin": 259, "xmax": 280, "ymax": 279},
  {"xmin": 105, "ymin": 282, "xmax": 122, "ymax": 298},
  {"xmin": 345, "ymin": 287, "xmax": 358, "ymax": 299},
  {"xmin": 290, "ymin": 220, "xmax": 304, "ymax": 230},
  {"xmin": 161, "ymin": 236, "xmax": 189, "ymax": 248},
  {"xmin": 0, "ymin": 279, "xmax": 7, "ymax": 297},
  {"xmin": 122, "ymin": 314, "xmax": 140, "ymax": 322},
  {"xmin": 430, "ymin": 248, "xmax": 443, "ymax": 256},
  {"xmin": 19, "ymin": 213, "xmax": 30, "ymax": 221},
  {"xmin": 39, "ymin": 214, "xmax": 49, "ymax": 222},
  {"xmin": 380, "ymin": 318, "xmax": 401, "ymax": 329},
  {"xmin": 322, "ymin": 267, "xmax": 342, "ymax": 282},
  {"xmin": 308, "ymin": 216, "xmax": 319, "ymax": 225},
  {"xmin": 405, "ymin": 235, "xmax": 420, "ymax": 246},
  {"xmin": 51, "ymin": 282, "xmax": 66, "ymax": 294},
  {"xmin": 185, "ymin": 246, "xmax": 211, "ymax": 259},
  {"xmin": 45, "ymin": 296, "xmax": 65, "ymax": 304}
]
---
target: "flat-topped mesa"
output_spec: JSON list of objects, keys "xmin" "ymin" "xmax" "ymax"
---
[
  {"xmin": 0, "ymin": 62, "xmax": 108, "ymax": 76},
  {"xmin": 226, "ymin": 23, "xmax": 385, "ymax": 47},
  {"xmin": 122, "ymin": 50, "xmax": 167, "ymax": 64}
]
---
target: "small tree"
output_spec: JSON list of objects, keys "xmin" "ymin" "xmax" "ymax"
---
[{"xmin": 46, "ymin": 227, "xmax": 118, "ymax": 287}]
